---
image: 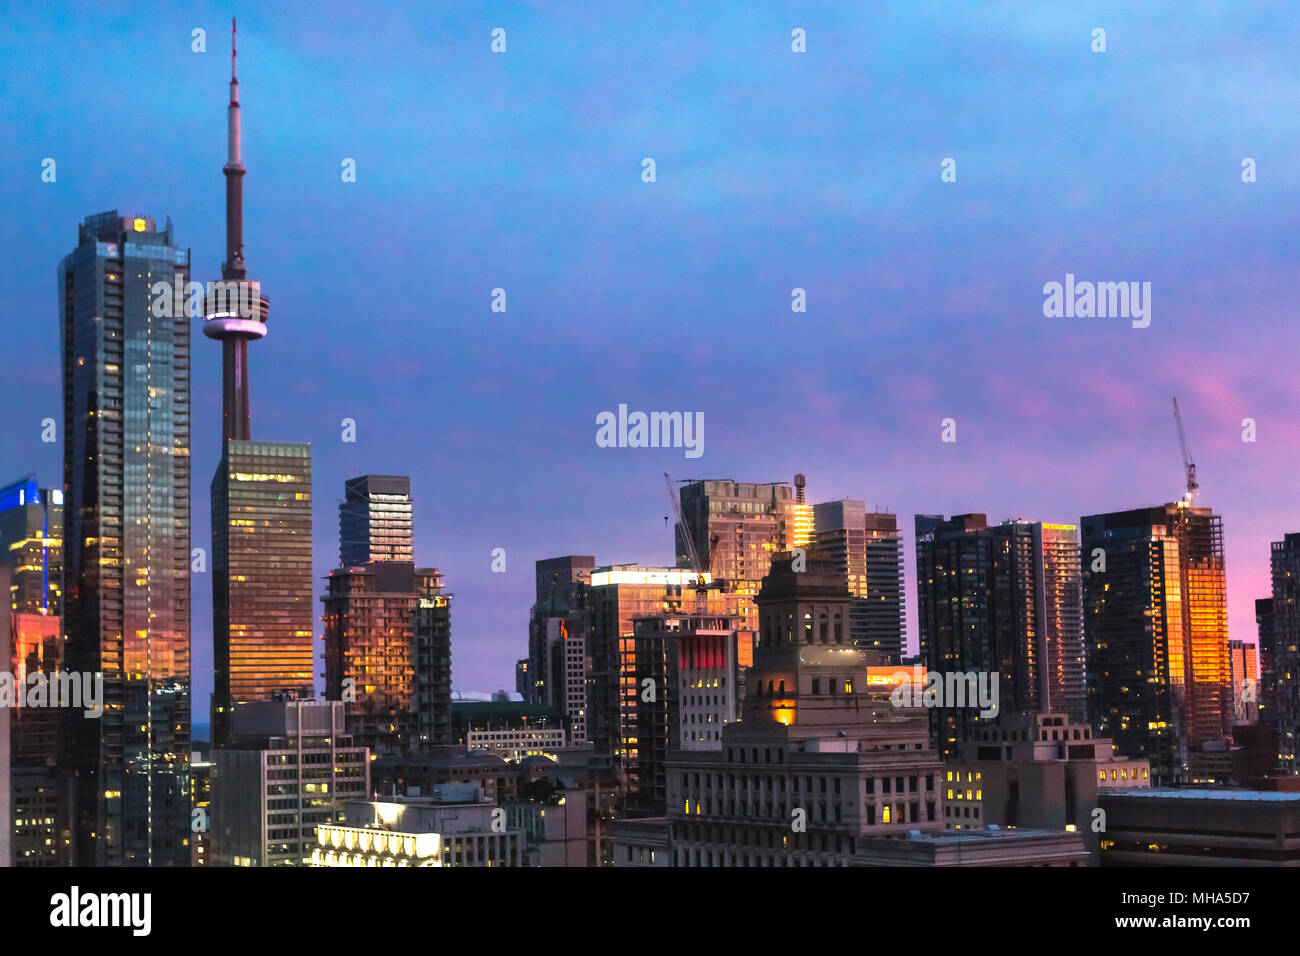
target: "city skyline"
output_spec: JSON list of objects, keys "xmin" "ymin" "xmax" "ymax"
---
[{"xmin": 2, "ymin": 2, "xmax": 1297, "ymax": 716}]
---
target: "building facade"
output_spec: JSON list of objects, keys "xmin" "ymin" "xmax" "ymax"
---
[
  {"xmin": 813, "ymin": 500, "xmax": 905, "ymax": 660},
  {"xmin": 212, "ymin": 697, "xmax": 369, "ymax": 866},
  {"xmin": 666, "ymin": 552, "xmax": 946, "ymax": 866},
  {"xmin": 1099, "ymin": 789, "xmax": 1300, "ymax": 866},
  {"xmin": 1261, "ymin": 534, "xmax": 1300, "ymax": 773},
  {"xmin": 947, "ymin": 711, "xmax": 1150, "ymax": 861},
  {"xmin": 676, "ymin": 480, "xmax": 796, "ymax": 633},
  {"xmin": 60, "ymin": 210, "xmax": 191, "ymax": 867},
  {"xmin": 312, "ymin": 785, "xmax": 525, "ymax": 867},
  {"xmin": 586, "ymin": 566, "xmax": 738, "ymax": 793},
  {"xmin": 211, "ymin": 440, "xmax": 314, "ymax": 746},
  {"xmin": 339, "ymin": 474, "xmax": 413, "ymax": 566},
  {"xmin": 323, "ymin": 561, "xmax": 447, "ymax": 755},
  {"xmin": 1080, "ymin": 504, "xmax": 1231, "ymax": 784},
  {"xmin": 0, "ymin": 478, "xmax": 63, "ymax": 616},
  {"xmin": 630, "ymin": 611, "xmax": 745, "ymax": 811},
  {"xmin": 914, "ymin": 515, "xmax": 1085, "ymax": 756}
]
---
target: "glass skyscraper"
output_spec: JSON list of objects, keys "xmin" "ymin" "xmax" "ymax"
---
[
  {"xmin": 59, "ymin": 211, "xmax": 191, "ymax": 866},
  {"xmin": 211, "ymin": 441, "xmax": 314, "ymax": 747},
  {"xmin": 339, "ymin": 474, "xmax": 413, "ymax": 567},
  {"xmin": 1080, "ymin": 503, "xmax": 1230, "ymax": 784},
  {"xmin": 0, "ymin": 477, "xmax": 63, "ymax": 615}
]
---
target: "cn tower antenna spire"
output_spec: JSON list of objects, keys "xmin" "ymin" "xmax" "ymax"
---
[{"xmin": 207, "ymin": 13, "xmax": 267, "ymax": 445}]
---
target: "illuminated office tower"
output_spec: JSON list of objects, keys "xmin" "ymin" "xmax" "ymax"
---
[
  {"xmin": 0, "ymin": 477, "xmax": 63, "ymax": 615},
  {"xmin": 1080, "ymin": 504, "xmax": 1231, "ymax": 784},
  {"xmin": 323, "ymin": 561, "xmax": 447, "ymax": 754},
  {"xmin": 211, "ymin": 441, "xmax": 314, "ymax": 746},
  {"xmin": 339, "ymin": 475, "xmax": 413, "ymax": 566},
  {"xmin": 676, "ymin": 480, "xmax": 796, "ymax": 632},
  {"xmin": 1261, "ymin": 533, "xmax": 1300, "ymax": 773},
  {"xmin": 813, "ymin": 500, "xmax": 905, "ymax": 660},
  {"xmin": 60, "ymin": 210, "xmax": 191, "ymax": 866},
  {"xmin": 206, "ymin": 23, "xmax": 315, "ymax": 747}
]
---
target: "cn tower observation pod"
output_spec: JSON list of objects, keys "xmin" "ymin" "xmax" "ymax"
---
[{"xmin": 203, "ymin": 282, "xmax": 270, "ymax": 339}]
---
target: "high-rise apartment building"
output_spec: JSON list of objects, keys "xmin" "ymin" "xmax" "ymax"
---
[
  {"xmin": 813, "ymin": 500, "xmax": 905, "ymax": 659},
  {"xmin": 1038, "ymin": 523, "xmax": 1087, "ymax": 723},
  {"xmin": 60, "ymin": 210, "xmax": 192, "ymax": 866},
  {"xmin": 535, "ymin": 555, "xmax": 595, "ymax": 611},
  {"xmin": 323, "ymin": 561, "xmax": 447, "ymax": 754},
  {"xmin": 676, "ymin": 480, "xmax": 795, "ymax": 632},
  {"xmin": 525, "ymin": 610, "xmax": 588, "ymax": 747},
  {"xmin": 1261, "ymin": 533, "xmax": 1300, "ymax": 773},
  {"xmin": 413, "ymin": 584, "xmax": 454, "ymax": 749},
  {"xmin": 339, "ymin": 475, "xmax": 413, "ymax": 566},
  {"xmin": 526, "ymin": 556, "xmax": 595, "ymax": 743},
  {"xmin": 914, "ymin": 515, "xmax": 1085, "ymax": 756},
  {"xmin": 1080, "ymin": 504, "xmax": 1231, "ymax": 784}
]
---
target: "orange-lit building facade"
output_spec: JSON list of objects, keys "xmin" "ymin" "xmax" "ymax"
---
[
  {"xmin": 675, "ymin": 480, "xmax": 797, "ymax": 633},
  {"xmin": 1081, "ymin": 503, "xmax": 1231, "ymax": 784},
  {"xmin": 323, "ymin": 562, "xmax": 448, "ymax": 755},
  {"xmin": 211, "ymin": 441, "xmax": 315, "ymax": 747}
]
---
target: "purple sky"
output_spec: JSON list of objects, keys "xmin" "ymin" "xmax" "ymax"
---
[{"xmin": 1, "ymin": 2, "xmax": 1297, "ymax": 715}]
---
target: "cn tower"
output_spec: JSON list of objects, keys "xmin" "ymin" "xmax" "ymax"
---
[{"xmin": 205, "ymin": 17, "xmax": 269, "ymax": 443}]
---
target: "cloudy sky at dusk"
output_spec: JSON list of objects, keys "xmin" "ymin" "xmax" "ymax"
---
[{"xmin": 2, "ymin": 1, "xmax": 1297, "ymax": 716}]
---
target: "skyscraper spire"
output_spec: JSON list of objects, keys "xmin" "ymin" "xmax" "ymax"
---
[
  {"xmin": 224, "ymin": 16, "xmax": 245, "ymax": 280},
  {"xmin": 205, "ymin": 14, "xmax": 267, "ymax": 444}
]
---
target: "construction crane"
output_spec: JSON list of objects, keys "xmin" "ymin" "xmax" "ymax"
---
[
  {"xmin": 664, "ymin": 473, "xmax": 705, "ymax": 581},
  {"xmin": 663, "ymin": 473, "xmax": 729, "ymax": 611},
  {"xmin": 1172, "ymin": 397, "xmax": 1198, "ymax": 504}
]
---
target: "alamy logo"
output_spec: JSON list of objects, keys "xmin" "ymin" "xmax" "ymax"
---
[
  {"xmin": 1042, "ymin": 274, "xmax": 1150, "ymax": 328},
  {"xmin": 149, "ymin": 273, "xmax": 261, "ymax": 319},
  {"xmin": 50, "ymin": 887, "xmax": 151, "ymax": 936},
  {"xmin": 890, "ymin": 667, "xmax": 1000, "ymax": 718},
  {"xmin": 596, "ymin": 404, "xmax": 704, "ymax": 459},
  {"xmin": 0, "ymin": 670, "xmax": 103, "ymax": 718}
]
